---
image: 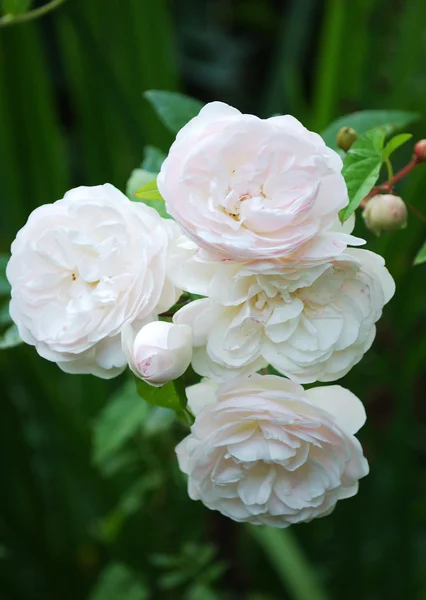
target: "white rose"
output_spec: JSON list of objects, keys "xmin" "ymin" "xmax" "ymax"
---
[
  {"xmin": 158, "ymin": 101, "xmax": 361, "ymax": 262},
  {"xmin": 176, "ymin": 374, "xmax": 369, "ymax": 527},
  {"xmin": 122, "ymin": 321, "xmax": 192, "ymax": 386},
  {"xmin": 7, "ymin": 184, "xmax": 182, "ymax": 378},
  {"xmin": 174, "ymin": 249, "xmax": 394, "ymax": 383}
]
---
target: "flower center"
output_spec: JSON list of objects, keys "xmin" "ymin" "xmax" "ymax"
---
[
  {"xmin": 70, "ymin": 271, "xmax": 100, "ymax": 289},
  {"xmin": 254, "ymin": 291, "xmax": 268, "ymax": 310},
  {"xmin": 221, "ymin": 186, "xmax": 266, "ymax": 221}
]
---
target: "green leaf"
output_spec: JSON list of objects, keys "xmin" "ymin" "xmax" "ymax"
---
[
  {"xmin": 200, "ymin": 561, "xmax": 228, "ymax": 585},
  {"xmin": 134, "ymin": 178, "xmax": 163, "ymax": 201},
  {"xmin": 89, "ymin": 563, "xmax": 148, "ymax": 600},
  {"xmin": 321, "ymin": 110, "xmax": 420, "ymax": 150},
  {"xmin": 186, "ymin": 583, "xmax": 220, "ymax": 600},
  {"xmin": 0, "ymin": 324, "xmax": 22, "ymax": 349},
  {"xmin": 136, "ymin": 378, "xmax": 183, "ymax": 412},
  {"xmin": 2, "ymin": 0, "xmax": 32, "ymax": 15},
  {"xmin": 150, "ymin": 553, "xmax": 180, "ymax": 568},
  {"xmin": 126, "ymin": 169, "xmax": 170, "ymax": 219},
  {"xmin": 126, "ymin": 168, "xmax": 153, "ymax": 198},
  {"xmin": 143, "ymin": 406, "xmax": 175, "ymax": 438},
  {"xmin": 0, "ymin": 254, "xmax": 11, "ymax": 296},
  {"xmin": 142, "ymin": 145, "xmax": 166, "ymax": 174},
  {"xmin": 135, "ymin": 378, "xmax": 193, "ymax": 424},
  {"xmin": 93, "ymin": 381, "xmax": 148, "ymax": 466},
  {"xmin": 144, "ymin": 90, "xmax": 203, "ymax": 134},
  {"xmin": 340, "ymin": 128, "xmax": 386, "ymax": 222},
  {"xmin": 414, "ymin": 240, "xmax": 426, "ymax": 265},
  {"xmin": 97, "ymin": 474, "xmax": 163, "ymax": 543},
  {"xmin": 97, "ymin": 448, "xmax": 139, "ymax": 479},
  {"xmin": 382, "ymin": 133, "xmax": 413, "ymax": 161},
  {"xmin": 159, "ymin": 570, "xmax": 189, "ymax": 590}
]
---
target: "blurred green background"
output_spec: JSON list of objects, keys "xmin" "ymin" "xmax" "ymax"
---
[{"xmin": 1, "ymin": 0, "xmax": 426, "ymax": 599}]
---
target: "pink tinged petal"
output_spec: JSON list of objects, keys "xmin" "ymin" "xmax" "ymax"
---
[
  {"xmin": 210, "ymin": 424, "xmax": 257, "ymax": 447},
  {"xmin": 193, "ymin": 101, "xmax": 242, "ymax": 123},
  {"xmin": 284, "ymin": 443, "xmax": 310, "ymax": 471},
  {"xmin": 185, "ymin": 380, "xmax": 219, "ymax": 416},
  {"xmin": 95, "ymin": 335, "xmax": 126, "ymax": 370},
  {"xmin": 245, "ymin": 503, "xmax": 269, "ymax": 516},
  {"xmin": 355, "ymin": 248, "xmax": 396, "ymax": 304},
  {"xmin": 337, "ymin": 481, "xmax": 359, "ymax": 500},
  {"xmin": 226, "ymin": 432, "xmax": 272, "ymax": 462},
  {"xmin": 211, "ymin": 459, "xmax": 243, "ymax": 485},
  {"xmin": 237, "ymin": 465, "xmax": 276, "ymax": 505},
  {"xmin": 260, "ymin": 423, "xmax": 301, "ymax": 445},
  {"xmin": 174, "ymin": 298, "xmax": 217, "ymax": 346},
  {"xmin": 307, "ymin": 311, "xmax": 343, "ymax": 351},
  {"xmin": 218, "ymin": 498, "xmax": 252, "ymax": 521},
  {"xmin": 267, "ymin": 440, "xmax": 297, "ymax": 462},
  {"xmin": 266, "ymin": 299, "xmax": 304, "ymax": 326},
  {"xmin": 305, "ymin": 386, "xmax": 366, "ymax": 435}
]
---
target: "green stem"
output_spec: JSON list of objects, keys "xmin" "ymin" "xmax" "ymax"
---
[
  {"xmin": 385, "ymin": 157, "xmax": 394, "ymax": 183},
  {"xmin": 248, "ymin": 526, "xmax": 328, "ymax": 600},
  {"xmin": 312, "ymin": 0, "xmax": 345, "ymax": 131},
  {"xmin": 0, "ymin": 0, "xmax": 67, "ymax": 27}
]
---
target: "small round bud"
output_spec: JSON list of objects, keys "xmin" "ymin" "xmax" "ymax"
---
[
  {"xmin": 336, "ymin": 127, "xmax": 358, "ymax": 152},
  {"xmin": 363, "ymin": 194, "xmax": 408, "ymax": 236},
  {"xmin": 414, "ymin": 139, "xmax": 426, "ymax": 162},
  {"xmin": 122, "ymin": 321, "xmax": 193, "ymax": 387}
]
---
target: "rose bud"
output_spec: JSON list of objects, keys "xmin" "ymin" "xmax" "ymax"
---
[
  {"xmin": 363, "ymin": 194, "xmax": 408, "ymax": 236},
  {"xmin": 122, "ymin": 321, "xmax": 192, "ymax": 386},
  {"xmin": 336, "ymin": 127, "xmax": 358, "ymax": 152},
  {"xmin": 414, "ymin": 139, "xmax": 426, "ymax": 163}
]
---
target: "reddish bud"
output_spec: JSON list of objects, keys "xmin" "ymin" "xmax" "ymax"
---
[
  {"xmin": 363, "ymin": 194, "xmax": 408, "ymax": 236},
  {"xmin": 414, "ymin": 139, "xmax": 426, "ymax": 162}
]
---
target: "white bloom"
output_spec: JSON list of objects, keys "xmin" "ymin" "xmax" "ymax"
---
[
  {"xmin": 158, "ymin": 101, "xmax": 362, "ymax": 262},
  {"xmin": 122, "ymin": 321, "xmax": 192, "ymax": 386},
  {"xmin": 176, "ymin": 374, "xmax": 369, "ymax": 527},
  {"xmin": 174, "ymin": 249, "xmax": 394, "ymax": 383},
  {"xmin": 7, "ymin": 184, "xmax": 181, "ymax": 378}
]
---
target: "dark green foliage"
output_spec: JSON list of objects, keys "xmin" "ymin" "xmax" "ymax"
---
[{"xmin": 1, "ymin": 1, "xmax": 426, "ymax": 599}]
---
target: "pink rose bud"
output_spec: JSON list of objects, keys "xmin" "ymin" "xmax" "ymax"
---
[
  {"xmin": 122, "ymin": 321, "xmax": 192, "ymax": 386},
  {"xmin": 414, "ymin": 139, "xmax": 426, "ymax": 163},
  {"xmin": 363, "ymin": 194, "xmax": 407, "ymax": 236}
]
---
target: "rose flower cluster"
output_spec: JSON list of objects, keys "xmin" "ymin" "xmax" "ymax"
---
[{"xmin": 7, "ymin": 102, "xmax": 394, "ymax": 528}]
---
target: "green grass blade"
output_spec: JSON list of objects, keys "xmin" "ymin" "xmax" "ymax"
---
[
  {"xmin": 249, "ymin": 526, "xmax": 328, "ymax": 600},
  {"xmin": 312, "ymin": 0, "xmax": 345, "ymax": 132}
]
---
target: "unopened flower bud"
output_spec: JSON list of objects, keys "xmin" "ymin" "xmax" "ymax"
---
[
  {"xmin": 414, "ymin": 139, "xmax": 426, "ymax": 162},
  {"xmin": 336, "ymin": 127, "xmax": 358, "ymax": 152},
  {"xmin": 363, "ymin": 194, "xmax": 407, "ymax": 236},
  {"xmin": 122, "ymin": 321, "xmax": 192, "ymax": 386}
]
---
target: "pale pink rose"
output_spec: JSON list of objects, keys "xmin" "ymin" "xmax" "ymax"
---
[
  {"xmin": 122, "ymin": 321, "xmax": 192, "ymax": 386},
  {"xmin": 7, "ymin": 184, "xmax": 181, "ymax": 378},
  {"xmin": 174, "ymin": 248, "xmax": 395, "ymax": 384},
  {"xmin": 176, "ymin": 375, "xmax": 369, "ymax": 527},
  {"xmin": 158, "ymin": 102, "xmax": 360, "ymax": 262}
]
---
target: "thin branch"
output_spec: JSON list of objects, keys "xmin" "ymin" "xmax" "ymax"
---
[
  {"xmin": 0, "ymin": 0, "xmax": 67, "ymax": 28},
  {"xmin": 361, "ymin": 155, "xmax": 420, "ymax": 207}
]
